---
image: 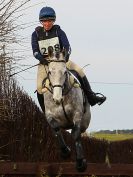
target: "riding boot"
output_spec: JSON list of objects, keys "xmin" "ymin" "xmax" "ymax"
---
[
  {"xmin": 80, "ymin": 76, "xmax": 106, "ymax": 106},
  {"xmin": 37, "ymin": 92, "xmax": 45, "ymax": 112}
]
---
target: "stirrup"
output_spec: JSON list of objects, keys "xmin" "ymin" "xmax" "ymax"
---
[{"xmin": 95, "ymin": 93, "xmax": 106, "ymax": 105}]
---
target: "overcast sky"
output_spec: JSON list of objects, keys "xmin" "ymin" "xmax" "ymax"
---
[{"xmin": 15, "ymin": 0, "xmax": 133, "ymax": 131}]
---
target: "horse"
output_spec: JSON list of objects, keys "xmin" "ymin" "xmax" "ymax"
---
[{"xmin": 41, "ymin": 47, "xmax": 91, "ymax": 172}]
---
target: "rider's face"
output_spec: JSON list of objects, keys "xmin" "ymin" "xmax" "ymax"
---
[{"xmin": 41, "ymin": 20, "xmax": 54, "ymax": 31}]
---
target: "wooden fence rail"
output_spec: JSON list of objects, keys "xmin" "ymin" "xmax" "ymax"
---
[{"xmin": 0, "ymin": 162, "xmax": 133, "ymax": 176}]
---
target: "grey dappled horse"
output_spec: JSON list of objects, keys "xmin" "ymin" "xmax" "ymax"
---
[{"xmin": 42, "ymin": 47, "xmax": 91, "ymax": 172}]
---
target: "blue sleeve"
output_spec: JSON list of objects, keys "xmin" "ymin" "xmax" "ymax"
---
[
  {"xmin": 58, "ymin": 29, "xmax": 71, "ymax": 56},
  {"xmin": 31, "ymin": 31, "xmax": 44, "ymax": 61}
]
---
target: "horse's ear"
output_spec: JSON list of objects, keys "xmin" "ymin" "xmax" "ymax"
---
[
  {"xmin": 62, "ymin": 48, "xmax": 67, "ymax": 58},
  {"xmin": 48, "ymin": 46, "xmax": 54, "ymax": 57}
]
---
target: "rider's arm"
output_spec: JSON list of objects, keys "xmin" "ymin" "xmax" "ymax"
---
[
  {"xmin": 58, "ymin": 29, "xmax": 71, "ymax": 61},
  {"xmin": 31, "ymin": 31, "xmax": 44, "ymax": 61}
]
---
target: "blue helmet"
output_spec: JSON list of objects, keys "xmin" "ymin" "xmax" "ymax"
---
[{"xmin": 39, "ymin": 7, "xmax": 56, "ymax": 21}]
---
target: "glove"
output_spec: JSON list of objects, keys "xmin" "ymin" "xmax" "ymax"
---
[
  {"xmin": 40, "ymin": 58, "xmax": 48, "ymax": 65},
  {"xmin": 33, "ymin": 52, "xmax": 48, "ymax": 65},
  {"xmin": 65, "ymin": 53, "xmax": 69, "ymax": 62},
  {"xmin": 62, "ymin": 48, "xmax": 70, "ymax": 62}
]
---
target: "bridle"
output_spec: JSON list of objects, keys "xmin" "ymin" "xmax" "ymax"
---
[
  {"xmin": 43, "ymin": 59, "xmax": 75, "ymax": 96},
  {"xmin": 45, "ymin": 59, "xmax": 68, "ymax": 93}
]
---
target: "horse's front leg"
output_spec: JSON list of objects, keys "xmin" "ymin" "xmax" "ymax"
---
[
  {"xmin": 71, "ymin": 113, "xmax": 87, "ymax": 172},
  {"xmin": 47, "ymin": 117, "xmax": 71, "ymax": 158}
]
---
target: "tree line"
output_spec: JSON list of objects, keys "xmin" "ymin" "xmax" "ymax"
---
[{"xmin": 95, "ymin": 129, "xmax": 133, "ymax": 134}]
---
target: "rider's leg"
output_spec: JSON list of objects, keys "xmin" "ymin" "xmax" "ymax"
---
[
  {"xmin": 67, "ymin": 60, "xmax": 106, "ymax": 106},
  {"xmin": 37, "ymin": 64, "xmax": 47, "ymax": 94},
  {"xmin": 37, "ymin": 92, "xmax": 45, "ymax": 112},
  {"xmin": 37, "ymin": 64, "xmax": 47, "ymax": 112}
]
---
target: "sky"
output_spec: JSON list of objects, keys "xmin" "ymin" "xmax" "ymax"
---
[{"xmin": 14, "ymin": 0, "xmax": 133, "ymax": 131}]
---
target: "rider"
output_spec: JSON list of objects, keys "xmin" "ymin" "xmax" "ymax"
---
[{"xmin": 31, "ymin": 6, "xmax": 106, "ymax": 107}]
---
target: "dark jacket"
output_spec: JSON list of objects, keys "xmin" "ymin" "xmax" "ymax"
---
[{"xmin": 31, "ymin": 25, "xmax": 71, "ymax": 61}]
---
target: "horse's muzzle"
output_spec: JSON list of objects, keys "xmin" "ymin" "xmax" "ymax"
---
[
  {"xmin": 53, "ymin": 98, "xmax": 62, "ymax": 105},
  {"xmin": 53, "ymin": 85, "xmax": 63, "ymax": 104}
]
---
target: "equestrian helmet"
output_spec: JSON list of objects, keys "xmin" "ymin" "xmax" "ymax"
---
[{"xmin": 39, "ymin": 7, "xmax": 56, "ymax": 21}]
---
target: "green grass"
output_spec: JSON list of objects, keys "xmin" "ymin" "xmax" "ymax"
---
[{"xmin": 92, "ymin": 133, "xmax": 133, "ymax": 141}]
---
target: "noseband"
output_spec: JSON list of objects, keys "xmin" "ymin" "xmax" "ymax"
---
[{"xmin": 53, "ymin": 84, "xmax": 63, "ymax": 88}]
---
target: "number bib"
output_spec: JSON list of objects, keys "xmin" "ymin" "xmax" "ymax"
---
[{"xmin": 38, "ymin": 37, "xmax": 60, "ymax": 55}]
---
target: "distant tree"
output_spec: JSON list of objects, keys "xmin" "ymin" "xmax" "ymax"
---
[
  {"xmin": 96, "ymin": 129, "xmax": 133, "ymax": 134},
  {"xmin": 0, "ymin": 0, "xmax": 31, "ymax": 118}
]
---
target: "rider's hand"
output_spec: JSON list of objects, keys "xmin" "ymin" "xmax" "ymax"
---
[
  {"xmin": 65, "ymin": 54, "xmax": 69, "ymax": 62},
  {"xmin": 40, "ymin": 58, "xmax": 48, "ymax": 65},
  {"xmin": 62, "ymin": 48, "xmax": 70, "ymax": 62},
  {"xmin": 33, "ymin": 52, "xmax": 48, "ymax": 65}
]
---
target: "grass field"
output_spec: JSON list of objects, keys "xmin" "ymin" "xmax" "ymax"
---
[{"xmin": 91, "ymin": 133, "xmax": 133, "ymax": 141}]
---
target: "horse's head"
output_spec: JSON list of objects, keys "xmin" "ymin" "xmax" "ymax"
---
[{"xmin": 47, "ymin": 47, "xmax": 67, "ymax": 104}]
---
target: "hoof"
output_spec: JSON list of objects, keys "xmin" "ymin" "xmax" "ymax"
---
[
  {"xmin": 60, "ymin": 146, "xmax": 71, "ymax": 159},
  {"xmin": 76, "ymin": 158, "xmax": 87, "ymax": 172}
]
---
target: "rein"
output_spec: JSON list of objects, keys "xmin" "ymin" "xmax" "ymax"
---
[
  {"xmin": 62, "ymin": 71, "xmax": 76, "ymax": 95},
  {"xmin": 61, "ymin": 99, "xmax": 71, "ymax": 122},
  {"xmin": 53, "ymin": 85, "xmax": 63, "ymax": 88}
]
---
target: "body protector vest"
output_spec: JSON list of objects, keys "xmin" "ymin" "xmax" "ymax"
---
[{"xmin": 35, "ymin": 25, "xmax": 60, "ymax": 57}]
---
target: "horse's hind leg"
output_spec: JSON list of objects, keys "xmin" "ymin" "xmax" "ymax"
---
[
  {"xmin": 71, "ymin": 122, "xmax": 87, "ymax": 172},
  {"xmin": 47, "ymin": 118, "xmax": 71, "ymax": 158}
]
